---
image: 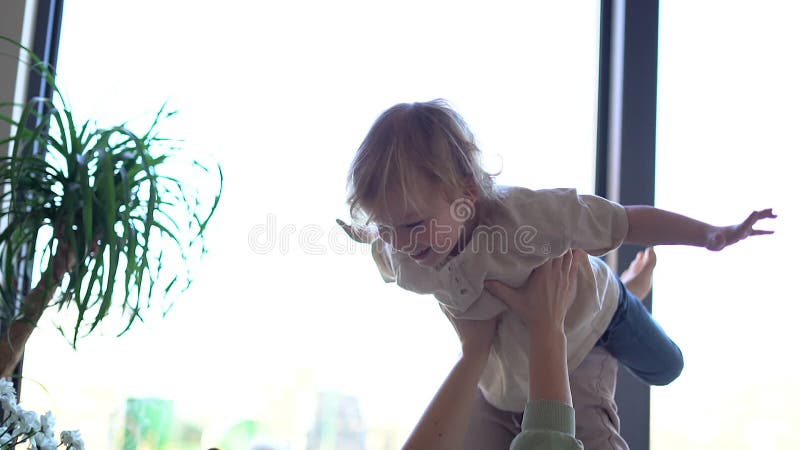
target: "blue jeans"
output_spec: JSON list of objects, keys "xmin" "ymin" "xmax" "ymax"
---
[{"xmin": 596, "ymin": 277, "xmax": 684, "ymax": 386}]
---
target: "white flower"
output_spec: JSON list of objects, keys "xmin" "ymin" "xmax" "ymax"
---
[
  {"xmin": 19, "ymin": 408, "xmax": 40, "ymax": 432},
  {"xmin": 1, "ymin": 402, "xmax": 21, "ymax": 429},
  {"xmin": 0, "ymin": 395, "xmax": 16, "ymax": 419},
  {"xmin": 0, "ymin": 379, "xmax": 15, "ymax": 399},
  {"xmin": 8, "ymin": 421, "xmax": 26, "ymax": 438},
  {"xmin": 40, "ymin": 411, "xmax": 55, "ymax": 436},
  {"xmin": 60, "ymin": 430, "xmax": 85, "ymax": 450},
  {"xmin": 0, "ymin": 379, "xmax": 83, "ymax": 450},
  {"xmin": 34, "ymin": 431, "xmax": 59, "ymax": 450}
]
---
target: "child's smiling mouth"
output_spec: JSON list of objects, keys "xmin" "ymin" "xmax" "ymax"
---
[{"xmin": 410, "ymin": 247, "xmax": 431, "ymax": 260}]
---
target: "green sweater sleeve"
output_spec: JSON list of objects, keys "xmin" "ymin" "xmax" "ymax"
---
[{"xmin": 510, "ymin": 400, "xmax": 584, "ymax": 450}]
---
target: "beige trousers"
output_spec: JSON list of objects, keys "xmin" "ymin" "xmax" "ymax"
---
[{"xmin": 461, "ymin": 347, "xmax": 629, "ymax": 450}]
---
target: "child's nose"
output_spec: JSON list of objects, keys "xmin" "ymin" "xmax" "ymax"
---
[{"xmin": 393, "ymin": 230, "xmax": 414, "ymax": 252}]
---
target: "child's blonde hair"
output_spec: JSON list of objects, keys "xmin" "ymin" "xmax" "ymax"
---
[{"xmin": 347, "ymin": 99, "xmax": 498, "ymax": 225}]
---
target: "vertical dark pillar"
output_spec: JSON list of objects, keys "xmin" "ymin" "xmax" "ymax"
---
[
  {"xmin": 596, "ymin": 0, "xmax": 660, "ymax": 449},
  {"xmin": 25, "ymin": 0, "xmax": 63, "ymax": 148}
]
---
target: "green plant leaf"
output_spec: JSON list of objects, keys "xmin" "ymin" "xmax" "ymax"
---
[{"xmin": 1, "ymin": 39, "xmax": 223, "ymax": 346}]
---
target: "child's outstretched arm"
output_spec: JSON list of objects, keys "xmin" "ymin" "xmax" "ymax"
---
[{"xmin": 624, "ymin": 206, "xmax": 776, "ymax": 251}]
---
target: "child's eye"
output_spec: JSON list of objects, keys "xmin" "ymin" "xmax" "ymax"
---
[{"xmin": 402, "ymin": 220, "xmax": 425, "ymax": 229}]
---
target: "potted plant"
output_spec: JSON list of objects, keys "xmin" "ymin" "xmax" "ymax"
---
[{"xmin": 0, "ymin": 38, "xmax": 222, "ymax": 377}]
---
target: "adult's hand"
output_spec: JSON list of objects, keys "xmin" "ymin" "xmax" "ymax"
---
[
  {"xmin": 484, "ymin": 249, "xmax": 585, "ymax": 405},
  {"xmin": 485, "ymin": 249, "xmax": 583, "ymax": 331}
]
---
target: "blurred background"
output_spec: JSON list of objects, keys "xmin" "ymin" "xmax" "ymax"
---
[{"xmin": 4, "ymin": 1, "xmax": 796, "ymax": 449}]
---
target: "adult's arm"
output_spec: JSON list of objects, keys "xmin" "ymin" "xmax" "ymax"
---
[
  {"xmin": 486, "ymin": 250, "xmax": 585, "ymax": 450},
  {"xmin": 401, "ymin": 316, "xmax": 496, "ymax": 450},
  {"xmin": 510, "ymin": 400, "xmax": 584, "ymax": 450}
]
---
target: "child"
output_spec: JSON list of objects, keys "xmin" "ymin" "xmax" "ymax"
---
[{"xmin": 340, "ymin": 99, "xmax": 775, "ymax": 448}]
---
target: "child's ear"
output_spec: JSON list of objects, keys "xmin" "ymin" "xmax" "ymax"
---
[{"xmin": 463, "ymin": 177, "xmax": 480, "ymax": 201}]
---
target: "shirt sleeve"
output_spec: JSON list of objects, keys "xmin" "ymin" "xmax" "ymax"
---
[
  {"xmin": 561, "ymin": 189, "xmax": 629, "ymax": 256},
  {"xmin": 510, "ymin": 400, "xmax": 585, "ymax": 450},
  {"xmin": 507, "ymin": 187, "xmax": 628, "ymax": 257}
]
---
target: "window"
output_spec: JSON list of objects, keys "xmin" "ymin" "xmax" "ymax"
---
[
  {"xmin": 21, "ymin": 1, "xmax": 601, "ymax": 448},
  {"xmin": 652, "ymin": 1, "xmax": 799, "ymax": 448}
]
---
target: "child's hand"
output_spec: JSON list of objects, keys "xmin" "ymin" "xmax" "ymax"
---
[
  {"xmin": 336, "ymin": 219, "xmax": 373, "ymax": 243},
  {"xmin": 445, "ymin": 312, "xmax": 498, "ymax": 358},
  {"xmin": 484, "ymin": 250, "xmax": 582, "ymax": 331},
  {"xmin": 706, "ymin": 208, "xmax": 777, "ymax": 251}
]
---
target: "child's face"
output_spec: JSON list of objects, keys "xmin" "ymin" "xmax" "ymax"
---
[{"xmin": 373, "ymin": 181, "xmax": 473, "ymax": 268}]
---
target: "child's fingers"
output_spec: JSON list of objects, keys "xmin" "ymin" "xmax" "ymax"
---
[
  {"xmin": 336, "ymin": 219, "xmax": 370, "ymax": 243},
  {"xmin": 745, "ymin": 209, "xmax": 777, "ymax": 227},
  {"xmin": 756, "ymin": 208, "xmax": 777, "ymax": 219}
]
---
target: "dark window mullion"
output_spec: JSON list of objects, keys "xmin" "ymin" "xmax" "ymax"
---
[{"xmin": 597, "ymin": 0, "xmax": 660, "ymax": 449}]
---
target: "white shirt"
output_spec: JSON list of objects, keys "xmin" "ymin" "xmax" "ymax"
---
[{"xmin": 371, "ymin": 186, "xmax": 629, "ymax": 411}]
